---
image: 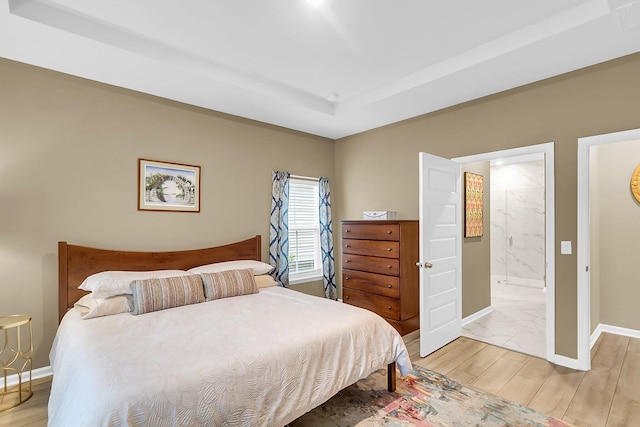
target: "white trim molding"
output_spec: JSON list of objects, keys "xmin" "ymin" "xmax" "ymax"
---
[
  {"xmin": 462, "ymin": 306, "xmax": 493, "ymax": 327},
  {"xmin": 551, "ymin": 354, "xmax": 582, "ymax": 371},
  {"xmin": 0, "ymin": 365, "xmax": 53, "ymax": 389},
  {"xmin": 591, "ymin": 323, "xmax": 640, "ymax": 348}
]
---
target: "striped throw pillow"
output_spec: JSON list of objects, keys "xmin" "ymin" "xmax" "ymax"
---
[
  {"xmin": 129, "ymin": 274, "xmax": 205, "ymax": 315},
  {"xmin": 200, "ymin": 269, "xmax": 258, "ymax": 301}
]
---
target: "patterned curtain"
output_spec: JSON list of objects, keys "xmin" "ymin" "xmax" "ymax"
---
[
  {"xmin": 319, "ymin": 177, "xmax": 336, "ymax": 300},
  {"xmin": 269, "ymin": 171, "xmax": 290, "ymax": 287}
]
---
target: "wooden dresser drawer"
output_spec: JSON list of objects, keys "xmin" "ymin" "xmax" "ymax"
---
[
  {"xmin": 342, "ymin": 223, "xmax": 400, "ymax": 241},
  {"xmin": 340, "ymin": 220, "xmax": 419, "ymax": 336},
  {"xmin": 343, "ymin": 288, "xmax": 400, "ymax": 320},
  {"xmin": 343, "ymin": 254, "xmax": 399, "ymax": 276},
  {"xmin": 343, "ymin": 269, "xmax": 400, "ymax": 298},
  {"xmin": 343, "ymin": 239, "xmax": 399, "ymax": 259}
]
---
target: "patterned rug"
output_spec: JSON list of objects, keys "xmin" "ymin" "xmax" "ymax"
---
[{"xmin": 294, "ymin": 365, "xmax": 570, "ymax": 427}]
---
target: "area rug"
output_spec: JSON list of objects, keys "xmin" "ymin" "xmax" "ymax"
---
[{"xmin": 298, "ymin": 365, "xmax": 570, "ymax": 427}]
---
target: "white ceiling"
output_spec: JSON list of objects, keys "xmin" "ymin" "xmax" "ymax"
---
[{"xmin": 2, "ymin": 0, "xmax": 640, "ymax": 139}]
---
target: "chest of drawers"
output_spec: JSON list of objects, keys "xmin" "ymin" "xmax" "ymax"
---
[{"xmin": 341, "ymin": 220, "xmax": 419, "ymax": 335}]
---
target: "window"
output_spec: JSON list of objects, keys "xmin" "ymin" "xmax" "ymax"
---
[{"xmin": 288, "ymin": 178, "xmax": 321, "ymax": 284}]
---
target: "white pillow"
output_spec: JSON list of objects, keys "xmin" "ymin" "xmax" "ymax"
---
[
  {"xmin": 74, "ymin": 294, "xmax": 130, "ymax": 319},
  {"xmin": 254, "ymin": 274, "xmax": 278, "ymax": 289},
  {"xmin": 187, "ymin": 260, "xmax": 274, "ymax": 276},
  {"xmin": 79, "ymin": 270, "xmax": 188, "ymax": 299}
]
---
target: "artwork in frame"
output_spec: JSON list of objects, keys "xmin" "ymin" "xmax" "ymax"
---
[
  {"xmin": 464, "ymin": 172, "xmax": 483, "ymax": 237},
  {"xmin": 138, "ymin": 159, "xmax": 200, "ymax": 212}
]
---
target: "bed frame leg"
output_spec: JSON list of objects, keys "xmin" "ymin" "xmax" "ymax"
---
[{"xmin": 387, "ymin": 361, "xmax": 396, "ymax": 392}]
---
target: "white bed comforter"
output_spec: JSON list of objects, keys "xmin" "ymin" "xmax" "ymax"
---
[{"xmin": 49, "ymin": 287, "xmax": 412, "ymax": 426}]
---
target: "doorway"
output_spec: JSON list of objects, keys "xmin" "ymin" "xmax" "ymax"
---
[
  {"xmin": 464, "ymin": 155, "xmax": 547, "ymax": 358},
  {"xmin": 453, "ymin": 142, "xmax": 556, "ymax": 362},
  {"xmin": 577, "ymin": 127, "xmax": 640, "ymax": 371}
]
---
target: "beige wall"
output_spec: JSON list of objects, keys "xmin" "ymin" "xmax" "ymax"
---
[
  {"xmin": 461, "ymin": 162, "xmax": 491, "ymax": 318},
  {"xmin": 4, "ymin": 50, "xmax": 640, "ymax": 369},
  {"xmin": 335, "ymin": 52, "xmax": 640, "ymax": 359},
  {"xmin": 0, "ymin": 58, "xmax": 334, "ymax": 369},
  {"xmin": 590, "ymin": 139, "xmax": 640, "ymax": 331}
]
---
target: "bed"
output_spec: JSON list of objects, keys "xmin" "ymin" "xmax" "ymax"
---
[{"xmin": 49, "ymin": 236, "xmax": 412, "ymax": 426}]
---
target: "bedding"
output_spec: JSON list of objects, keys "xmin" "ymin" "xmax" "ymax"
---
[
  {"xmin": 128, "ymin": 274, "xmax": 205, "ymax": 315},
  {"xmin": 79, "ymin": 269, "xmax": 189, "ymax": 299},
  {"xmin": 254, "ymin": 274, "xmax": 278, "ymax": 289},
  {"xmin": 200, "ymin": 269, "xmax": 258, "ymax": 301},
  {"xmin": 49, "ymin": 286, "xmax": 411, "ymax": 426},
  {"xmin": 74, "ymin": 294, "xmax": 130, "ymax": 319},
  {"xmin": 187, "ymin": 259, "xmax": 274, "ymax": 275}
]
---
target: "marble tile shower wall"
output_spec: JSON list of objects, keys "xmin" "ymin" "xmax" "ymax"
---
[{"xmin": 490, "ymin": 160, "xmax": 545, "ymax": 287}]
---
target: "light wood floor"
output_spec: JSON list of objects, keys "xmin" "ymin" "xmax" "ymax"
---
[
  {"xmin": 1, "ymin": 332, "xmax": 638, "ymax": 426},
  {"xmin": 411, "ymin": 332, "xmax": 640, "ymax": 427}
]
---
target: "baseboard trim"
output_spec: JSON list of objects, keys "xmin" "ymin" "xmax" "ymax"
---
[
  {"xmin": 591, "ymin": 323, "xmax": 640, "ymax": 348},
  {"xmin": 551, "ymin": 354, "xmax": 584, "ymax": 370},
  {"xmin": 0, "ymin": 366, "xmax": 53, "ymax": 388},
  {"xmin": 461, "ymin": 306, "xmax": 493, "ymax": 327}
]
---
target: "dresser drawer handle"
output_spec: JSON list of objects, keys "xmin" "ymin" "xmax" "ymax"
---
[
  {"xmin": 387, "ymin": 306, "xmax": 392, "ymax": 310},
  {"xmin": 345, "ymin": 244, "xmax": 350, "ymax": 248},
  {"xmin": 387, "ymin": 284, "xmax": 392, "ymax": 288},
  {"xmin": 345, "ymin": 295, "xmax": 350, "ymax": 300},
  {"xmin": 387, "ymin": 247, "xmax": 392, "ymax": 251},
  {"xmin": 345, "ymin": 229, "xmax": 350, "ymax": 233},
  {"xmin": 387, "ymin": 265, "xmax": 392, "ymax": 269},
  {"xmin": 387, "ymin": 230, "xmax": 392, "ymax": 234},
  {"xmin": 345, "ymin": 276, "xmax": 350, "ymax": 280},
  {"xmin": 345, "ymin": 260, "xmax": 351, "ymax": 263}
]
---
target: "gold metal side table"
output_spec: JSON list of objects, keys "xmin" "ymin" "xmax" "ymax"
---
[{"xmin": 0, "ymin": 315, "xmax": 33, "ymax": 412}]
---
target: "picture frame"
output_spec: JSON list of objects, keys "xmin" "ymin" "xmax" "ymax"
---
[
  {"xmin": 138, "ymin": 159, "xmax": 200, "ymax": 212},
  {"xmin": 464, "ymin": 172, "xmax": 483, "ymax": 237}
]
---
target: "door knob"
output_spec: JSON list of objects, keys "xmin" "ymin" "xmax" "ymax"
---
[{"xmin": 416, "ymin": 261, "xmax": 433, "ymax": 269}]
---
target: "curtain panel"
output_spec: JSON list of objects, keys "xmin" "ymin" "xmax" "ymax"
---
[
  {"xmin": 319, "ymin": 177, "xmax": 336, "ymax": 300},
  {"xmin": 269, "ymin": 171, "xmax": 290, "ymax": 287}
]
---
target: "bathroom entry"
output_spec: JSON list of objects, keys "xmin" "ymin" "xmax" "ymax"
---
[
  {"xmin": 456, "ymin": 143, "xmax": 555, "ymax": 363},
  {"xmin": 462, "ymin": 153, "xmax": 548, "ymax": 359},
  {"xmin": 489, "ymin": 154, "xmax": 546, "ymax": 358}
]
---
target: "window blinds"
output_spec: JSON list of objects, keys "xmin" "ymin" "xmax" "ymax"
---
[{"xmin": 288, "ymin": 179, "xmax": 320, "ymax": 275}]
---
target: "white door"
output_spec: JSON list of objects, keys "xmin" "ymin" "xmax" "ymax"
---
[{"xmin": 419, "ymin": 152, "xmax": 462, "ymax": 356}]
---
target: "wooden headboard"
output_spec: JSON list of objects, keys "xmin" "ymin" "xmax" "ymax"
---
[{"xmin": 58, "ymin": 235, "xmax": 262, "ymax": 322}]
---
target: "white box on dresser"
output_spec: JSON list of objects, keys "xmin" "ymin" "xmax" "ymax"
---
[{"xmin": 363, "ymin": 211, "xmax": 397, "ymax": 220}]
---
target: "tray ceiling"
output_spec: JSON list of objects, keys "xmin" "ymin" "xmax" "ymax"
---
[{"xmin": 2, "ymin": 0, "xmax": 640, "ymax": 138}]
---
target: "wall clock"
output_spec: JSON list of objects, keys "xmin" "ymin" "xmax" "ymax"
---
[{"xmin": 632, "ymin": 164, "xmax": 640, "ymax": 203}]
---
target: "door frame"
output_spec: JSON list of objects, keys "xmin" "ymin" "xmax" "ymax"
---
[
  {"xmin": 577, "ymin": 127, "xmax": 640, "ymax": 371},
  {"xmin": 453, "ymin": 142, "xmax": 556, "ymax": 363}
]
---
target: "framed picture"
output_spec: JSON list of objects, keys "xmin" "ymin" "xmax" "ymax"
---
[
  {"xmin": 138, "ymin": 159, "xmax": 200, "ymax": 212},
  {"xmin": 464, "ymin": 172, "xmax": 483, "ymax": 237}
]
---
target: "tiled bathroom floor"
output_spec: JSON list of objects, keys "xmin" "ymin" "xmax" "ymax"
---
[{"xmin": 462, "ymin": 281, "xmax": 546, "ymax": 359}]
